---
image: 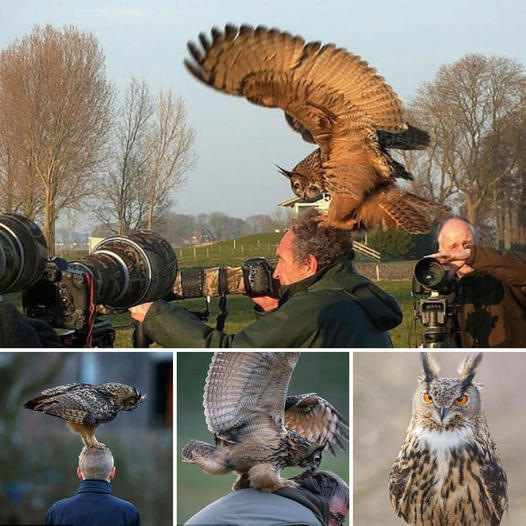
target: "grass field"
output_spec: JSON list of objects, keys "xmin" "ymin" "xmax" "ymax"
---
[{"xmin": 8, "ymin": 232, "xmax": 421, "ymax": 348}]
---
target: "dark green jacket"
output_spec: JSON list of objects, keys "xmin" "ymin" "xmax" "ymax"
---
[{"xmin": 143, "ymin": 259, "xmax": 402, "ymax": 348}]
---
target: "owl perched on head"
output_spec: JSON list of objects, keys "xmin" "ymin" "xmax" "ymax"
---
[
  {"xmin": 181, "ymin": 352, "xmax": 348, "ymax": 492},
  {"xmin": 24, "ymin": 382, "xmax": 146, "ymax": 448},
  {"xmin": 389, "ymin": 353, "xmax": 508, "ymax": 526},
  {"xmin": 185, "ymin": 24, "xmax": 447, "ymax": 233}
]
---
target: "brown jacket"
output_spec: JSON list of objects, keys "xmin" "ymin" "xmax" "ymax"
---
[{"xmin": 457, "ymin": 245, "xmax": 526, "ymax": 347}]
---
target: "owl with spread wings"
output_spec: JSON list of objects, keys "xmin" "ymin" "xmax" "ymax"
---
[
  {"xmin": 181, "ymin": 352, "xmax": 348, "ymax": 492},
  {"xmin": 185, "ymin": 24, "xmax": 446, "ymax": 234},
  {"xmin": 24, "ymin": 382, "xmax": 146, "ymax": 448}
]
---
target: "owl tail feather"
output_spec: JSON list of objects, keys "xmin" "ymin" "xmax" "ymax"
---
[{"xmin": 181, "ymin": 439, "xmax": 232, "ymax": 475}]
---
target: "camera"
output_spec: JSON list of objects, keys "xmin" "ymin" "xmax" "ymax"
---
[
  {"xmin": 412, "ymin": 257, "xmax": 460, "ymax": 347},
  {"xmin": 22, "ymin": 232, "xmax": 178, "ymax": 346}
]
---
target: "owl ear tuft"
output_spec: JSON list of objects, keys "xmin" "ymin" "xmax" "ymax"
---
[
  {"xmin": 277, "ymin": 165, "xmax": 292, "ymax": 179},
  {"xmin": 458, "ymin": 353, "xmax": 483, "ymax": 389},
  {"xmin": 421, "ymin": 352, "xmax": 440, "ymax": 383}
]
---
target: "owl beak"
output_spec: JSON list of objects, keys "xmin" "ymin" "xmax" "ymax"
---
[{"xmin": 439, "ymin": 406, "xmax": 446, "ymax": 422}]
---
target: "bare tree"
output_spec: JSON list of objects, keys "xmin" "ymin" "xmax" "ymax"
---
[
  {"xmin": 95, "ymin": 78, "xmax": 153, "ymax": 234},
  {"xmin": 144, "ymin": 91, "xmax": 195, "ymax": 231},
  {"xmin": 0, "ymin": 25, "xmax": 113, "ymax": 253},
  {"xmin": 407, "ymin": 54, "xmax": 525, "ymax": 228},
  {"xmin": 95, "ymin": 85, "xmax": 195, "ymax": 234}
]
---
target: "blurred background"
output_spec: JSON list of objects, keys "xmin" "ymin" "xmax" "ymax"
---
[
  {"xmin": 354, "ymin": 351, "xmax": 526, "ymax": 526},
  {"xmin": 0, "ymin": 352, "xmax": 173, "ymax": 526},
  {"xmin": 177, "ymin": 351, "xmax": 349, "ymax": 524}
]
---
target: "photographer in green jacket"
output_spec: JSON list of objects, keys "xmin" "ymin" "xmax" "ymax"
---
[{"xmin": 130, "ymin": 211, "xmax": 402, "ymax": 348}]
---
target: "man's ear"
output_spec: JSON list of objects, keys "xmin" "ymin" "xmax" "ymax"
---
[
  {"xmin": 305, "ymin": 253, "xmax": 318, "ymax": 274},
  {"xmin": 108, "ymin": 466, "xmax": 116, "ymax": 481},
  {"xmin": 77, "ymin": 467, "xmax": 83, "ymax": 480}
]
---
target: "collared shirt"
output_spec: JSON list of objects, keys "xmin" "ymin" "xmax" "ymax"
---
[{"xmin": 45, "ymin": 479, "xmax": 140, "ymax": 526}]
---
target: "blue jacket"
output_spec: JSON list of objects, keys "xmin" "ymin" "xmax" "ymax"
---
[{"xmin": 45, "ymin": 479, "xmax": 140, "ymax": 526}]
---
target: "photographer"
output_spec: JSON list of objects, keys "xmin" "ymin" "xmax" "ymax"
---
[
  {"xmin": 431, "ymin": 217, "xmax": 526, "ymax": 347},
  {"xmin": 130, "ymin": 211, "xmax": 402, "ymax": 347}
]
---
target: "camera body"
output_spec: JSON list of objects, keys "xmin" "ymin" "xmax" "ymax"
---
[{"xmin": 412, "ymin": 257, "xmax": 461, "ymax": 348}]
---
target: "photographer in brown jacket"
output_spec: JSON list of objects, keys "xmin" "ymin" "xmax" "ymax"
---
[{"xmin": 432, "ymin": 218, "xmax": 526, "ymax": 347}]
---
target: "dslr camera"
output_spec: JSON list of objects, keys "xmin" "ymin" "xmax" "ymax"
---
[{"xmin": 412, "ymin": 256, "xmax": 461, "ymax": 348}]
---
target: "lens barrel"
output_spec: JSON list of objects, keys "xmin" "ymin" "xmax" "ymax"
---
[
  {"xmin": 71, "ymin": 232, "xmax": 177, "ymax": 308},
  {"xmin": 414, "ymin": 257, "xmax": 448, "ymax": 291},
  {"xmin": 0, "ymin": 214, "xmax": 48, "ymax": 294}
]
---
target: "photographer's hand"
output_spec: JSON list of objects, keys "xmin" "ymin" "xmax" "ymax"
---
[
  {"xmin": 429, "ymin": 247, "xmax": 471, "ymax": 264},
  {"xmin": 428, "ymin": 246, "xmax": 474, "ymax": 277},
  {"xmin": 129, "ymin": 302, "xmax": 154, "ymax": 323},
  {"xmin": 250, "ymin": 295, "xmax": 279, "ymax": 312}
]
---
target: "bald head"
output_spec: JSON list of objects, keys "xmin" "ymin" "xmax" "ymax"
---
[{"xmin": 438, "ymin": 218, "xmax": 477, "ymax": 251}]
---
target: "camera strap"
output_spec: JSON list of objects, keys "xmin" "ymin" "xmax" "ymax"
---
[{"xmin": 216, "ymin": 268, "xmax": 229, "ymax": 331}]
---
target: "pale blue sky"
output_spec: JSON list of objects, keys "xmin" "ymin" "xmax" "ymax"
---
[{"xmin": 1, "ymin": 0, "xmax": 525, "ymax": 223}]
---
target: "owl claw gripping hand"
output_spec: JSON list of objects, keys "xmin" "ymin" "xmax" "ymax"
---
[
  {"xmin": 24, "ymin": 383, "xmax": 146, "ymax": 448},
  {"xmin": 389, "ymin": 353, "xmax": 508, "ymax": 526}
]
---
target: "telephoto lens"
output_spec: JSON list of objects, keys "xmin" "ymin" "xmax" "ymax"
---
[
  {"xmin": 172, "ymin": 257, "xmax": 274, "ymax": 298},
  {"xmin": 72, "ymin": 232, "xmax": 178, "ymax": 308},
  {"xmin": 0, "ymin": 214, "xmax": 48, "ymax": 294}
]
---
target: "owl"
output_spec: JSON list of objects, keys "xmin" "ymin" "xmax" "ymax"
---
[
  {"xmin": 181, "ymin": 352, "xmax": 348, "ymax": 492},
  {"xmin": 184, "ymin": 24, "xmax": 446, "ymax": 233},
  {"xmin": 24, "ymin": 382, "xmax": 146, "ymax": 448},
  {"xmin": 389, "ymin": 353, "xmax": 508, "ymax": 526}
]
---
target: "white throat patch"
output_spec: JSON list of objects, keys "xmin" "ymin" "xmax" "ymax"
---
[{"xmin": 413, "ymin": 425, "xmax": 473, "ymax": 454}]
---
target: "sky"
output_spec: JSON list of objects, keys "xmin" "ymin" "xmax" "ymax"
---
[{"xmin": 0, "ymin": 0, "xmax": 525, "ymax": 224}]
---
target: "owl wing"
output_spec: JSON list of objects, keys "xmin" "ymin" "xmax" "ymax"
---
[
  {"xmin": 388, "ymin": 450, "xmax": 413, "ymax": 521},
  {"xmin": 480, "ymin": 445, "xmax": 508, "ymax": 524},
  {"xmin": 24, "ymin": 383, "xmax": 116, "ymax": 425},
  {"xmin": 284, "ymin": 393, "xmax": 348, "ymax": 454},
  {"xmin": 185, "ymin": 24, "xmax": 406, "ymax": 201},
  {"xmin": 203, "ymin": 352, "xmax": 299, "ymax": 443}
]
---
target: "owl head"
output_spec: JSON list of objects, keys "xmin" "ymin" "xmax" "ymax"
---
[
  {"xmin": 102, "ymin": 383, "xmax": 147, "ymax": 410},
  {"xmin": 277, "ymin": 165, "xmax": 323, "ymax": 202},
  {"xmin": 412, "ymin": 353, "xmax": 483, "ymax": 430}
]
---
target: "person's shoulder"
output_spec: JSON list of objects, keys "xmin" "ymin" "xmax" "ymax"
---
[
  {"xmin": 48, "ymin": 495, "xmax": 78, "ymax": 509},
  {"xmin": 108, "ymin": 494, "xmax": 140, "ymax": 514}
]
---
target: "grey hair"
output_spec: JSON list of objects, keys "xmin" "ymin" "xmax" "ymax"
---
[
  {"xmin": 290, "ymin": 210, "xmax": 354, "ymax": 269},
  {"xmin": 292, "ymin": 469, "xmax": 349, "ymax": 506},
  {"xmin": 79, "ymin": 446, "xmax": 114, "ymax": 480}
]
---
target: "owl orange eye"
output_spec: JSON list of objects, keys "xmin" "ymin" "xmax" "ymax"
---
[
  {"xmin": 454, "ymin": 394, "xmax": 468, "ymax": 405},
  {"xmin": 423, "ymin": 393, "xmax": 432, "ymax": 403}
]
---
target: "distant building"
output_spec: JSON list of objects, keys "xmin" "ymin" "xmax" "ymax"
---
[{"xmin": 278, "ymin": 194, "xmax": 331, "ymax": 215}]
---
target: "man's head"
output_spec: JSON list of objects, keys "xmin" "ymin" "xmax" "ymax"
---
[
  {"xmin": 77, "ymin": 446, "xmax": 115, "ymax": 482},
  {"xmin": 273, "ymin": 211, "xmax": 353, "ymax": 286},
  {"xmin": 438, "ymin": 218, "xmax": 478, "ymax": 276},
  {"xmin": 292, "ymin": 470, "xmax": 349, "ymax": 526}
]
